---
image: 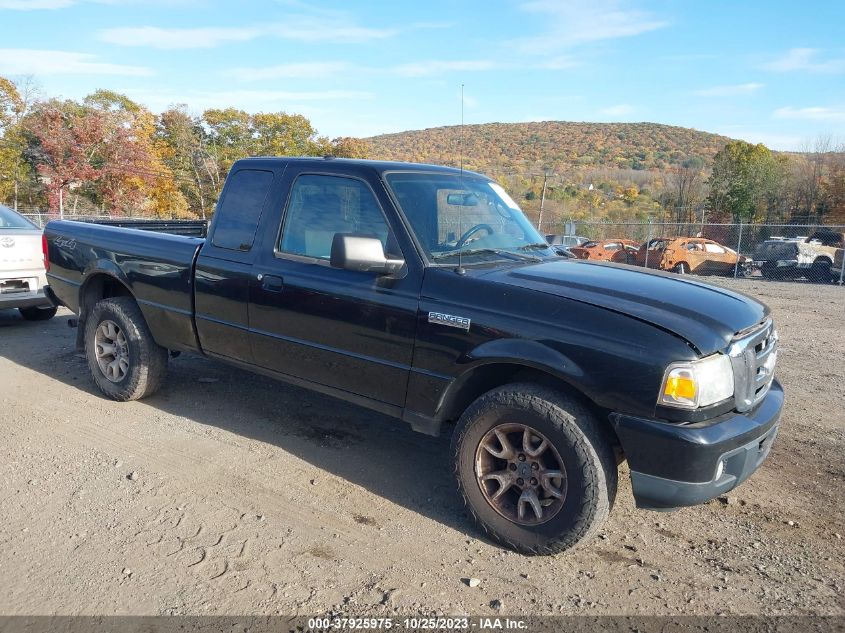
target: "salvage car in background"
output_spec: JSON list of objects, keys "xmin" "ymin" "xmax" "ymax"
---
[
  {"xmin": 635, "ymin": 237, "xmax": 751, "ymax": 276},
  {"xmin": 545, "ymin": 234, "xmax": 589, "ymax": 248},
  {"xmin": 754, "ymin": 230, "xmax": 844, "ymax": 282},
  {"xmin": 570, "ymin": 239, "xmax": 639, "ymax": 264},
  {"xmin": 0, "ymin": 204, "xmax": 57, "ymax": 321}
]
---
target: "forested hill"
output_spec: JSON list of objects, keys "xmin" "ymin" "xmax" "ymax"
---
[{"xmin": 366, "ymin": 121, "xmax": 734, "ymax": 175}]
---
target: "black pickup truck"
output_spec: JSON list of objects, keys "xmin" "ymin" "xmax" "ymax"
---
[{"xmin": 45, "ymin": 157, "xmax": 783, "ymax": 554}]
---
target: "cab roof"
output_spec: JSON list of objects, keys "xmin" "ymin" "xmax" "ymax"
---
[{"xmin": 234, "ymin": 156, "xmax": 488, "ymax": 179}]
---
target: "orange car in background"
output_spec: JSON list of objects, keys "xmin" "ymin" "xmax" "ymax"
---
[
  {"xmin": 569, "ymin": 239, "xmax": 640, "ymax": 264},
  {"xmin": 634, "ymin": 237, "xmax": 751, "ymax": 275}
]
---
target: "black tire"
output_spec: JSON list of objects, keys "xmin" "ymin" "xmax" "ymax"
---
[
  {"xmin": 19, "ymin": 305, "xmax": 58, "ymax": 321},
  {"xmin": 84, "ymin": 297, "xmax": 168, "ymax": 401},
  {"xmin": 760, "ymin": 265, "xmax": 780, "ymax": 280},
  {"xmin": 452, "ymin": 383, "xmax": 617, "ymax": 555},
  {"xmin": 672, "ymin": 262, "xmax": 689, "ymax": 275},
  {"xmin": 808, "ymin": 259, "xmax": 832, "ymax": 283}
]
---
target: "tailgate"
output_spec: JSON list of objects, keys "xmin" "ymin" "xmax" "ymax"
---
[{"xmin": 0, "ymin": 230, "xmax": 43, "ymax": 275}]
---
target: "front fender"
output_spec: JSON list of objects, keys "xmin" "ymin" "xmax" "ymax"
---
[{"xmin": 434, "ymin": 338, "xmax": 591, "ymax": 421}]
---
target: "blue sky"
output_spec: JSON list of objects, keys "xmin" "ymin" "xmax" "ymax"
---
[{"xmin": 1, "ymin": 0, "xmax": 843, "ymax": 149}]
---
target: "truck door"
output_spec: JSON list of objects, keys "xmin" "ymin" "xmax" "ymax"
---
[
  {"xmin": 247, "ymin": 165, "xmax": 422, "ymax": 407},
  {"xmin": 194, "ymin": 167, "xmax": 282, "ymax": 362}
]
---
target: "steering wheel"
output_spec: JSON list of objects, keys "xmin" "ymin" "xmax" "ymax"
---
[{"xmin": 455, "ymin": 223, "xmax": 494, "ymax": 249}]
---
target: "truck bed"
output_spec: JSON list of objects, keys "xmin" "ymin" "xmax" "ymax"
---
[{"xmin": 44, "ymin": 220, "xmax": 204, "ymax": 352}]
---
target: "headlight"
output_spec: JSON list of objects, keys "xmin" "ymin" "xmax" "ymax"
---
[{"xmin": 659, "ymin": 354, "xmax": 734, "ymax": 409}]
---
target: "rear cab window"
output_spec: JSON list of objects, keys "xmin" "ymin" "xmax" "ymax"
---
[{"xmin": 211, "ymin": 169, "xmax": 275, "ymax": 252}]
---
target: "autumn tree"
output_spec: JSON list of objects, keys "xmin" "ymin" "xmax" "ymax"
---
[
  {"xmin": 23, "ymin": 100, "xmax": 107, "ymax": 215},
  {"xmin": 158, "ymin": 106, "xmax": 219, "ymax": 219},
  {"xmin": 0, "ymin": 75, "xmax": 40, "ymax": 209},
  {"xmin": 665, "ymin": 156, "xmax": 705, "ymax": 223},
  {"xmin": 329, "ymin": 136, "xmax": 371, "ymax": 158}
]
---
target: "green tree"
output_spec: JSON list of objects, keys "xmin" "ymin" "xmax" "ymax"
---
[{"xmin": 707, "ymin": 141, "xmax": 783, "ymax": 222}]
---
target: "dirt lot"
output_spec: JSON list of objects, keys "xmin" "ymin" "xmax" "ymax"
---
[{"xmin": 0, "ymin": 278, "xmax": 843, "ymax": 617}]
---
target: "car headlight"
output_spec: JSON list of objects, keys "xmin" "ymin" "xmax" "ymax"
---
[{"xmin": 659, "ymin": 354, "xmax": 734, "ymax": 409}]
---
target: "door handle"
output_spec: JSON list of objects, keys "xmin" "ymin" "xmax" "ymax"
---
[{"xmin": 260, "ymin": 274, "xmax": 284, "ymax": 292}]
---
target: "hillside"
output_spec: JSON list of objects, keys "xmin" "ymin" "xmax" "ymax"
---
[{"xmin": 366, "ymin": 121, "xmax": 733, "ymax": 175}]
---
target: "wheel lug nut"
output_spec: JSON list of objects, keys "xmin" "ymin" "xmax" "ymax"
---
[
  {"xmin": 516, "ymin": 478, "xmax": 524, "ymax": 486},
  {"xmin": 518, "ymin": 454, "xmax": 526, "ymax": 462},
  {"xmin": 509, "ymin": 463, "xmax": 517, "ymax": 471},
  {"xmin": 531, "ymin": 462, "xmax": 539, "ymax": 471},
  {"xmin": 530, "ymin": 477, "xmax": 538, "ymax": 486}
]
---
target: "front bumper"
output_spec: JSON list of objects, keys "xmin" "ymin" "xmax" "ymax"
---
[{"xmin": 610, "ymin": 379, "xmax": 783, "ymax": 510}]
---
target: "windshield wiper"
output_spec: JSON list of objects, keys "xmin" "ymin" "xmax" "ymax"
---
[{"xmin": 432, "ymin": 248, "xmax": 542, "ymax": 263}]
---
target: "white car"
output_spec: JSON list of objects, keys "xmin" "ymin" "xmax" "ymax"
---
[{"xmin": 0, "ymin": 204, "xmax": 57, "ymax": 321}]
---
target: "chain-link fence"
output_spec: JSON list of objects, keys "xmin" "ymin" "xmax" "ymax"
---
[{"xmin": 543, "ymin": 220, "xmax": 845, "ymax": 284}]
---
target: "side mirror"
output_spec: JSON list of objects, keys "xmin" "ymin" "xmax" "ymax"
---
[{"xmin": 330, "ymin": 234, "xmax": 404, "ymax": 274}]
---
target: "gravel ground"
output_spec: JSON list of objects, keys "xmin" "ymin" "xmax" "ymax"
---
[{"xmin": 0, "ymin": 277, "xmax": 843, "ymax": 617}]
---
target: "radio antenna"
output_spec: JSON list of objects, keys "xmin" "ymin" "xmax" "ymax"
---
[{"xmin": 456, "ymin": 83, "xmax": 466, "ymax": 275}]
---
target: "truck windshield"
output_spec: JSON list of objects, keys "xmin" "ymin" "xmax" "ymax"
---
[
  {"xmin": 384, "ymin": 172, "xmax": 553, "ymax": 264},
  {"xmin": 0, "ymin": 205, "xmax": 37, "ymax": 230}
]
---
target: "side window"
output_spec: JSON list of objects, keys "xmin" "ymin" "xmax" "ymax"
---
[
  {"xmin": 212, "ymin": 169, "xmax": 275, "ymax": 251},
  {"xmin": 279, "ymin": 174, "xmax": 398, "ymax": 260},
  {"xmin": 704, "ymin": 243, "xmax": 726, "ymax": 254},
  {"xmin": 605, "ymin": 242, "xmax": 620, "ymax": 251}
]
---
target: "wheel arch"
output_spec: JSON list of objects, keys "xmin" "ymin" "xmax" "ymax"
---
[
  {"xmin": 435, "ymin": 339, "xmax": 619, "ymax": 448},
  {"xmin": 74, "ymin": 266, "xmax": 136, "ymax": 350}
]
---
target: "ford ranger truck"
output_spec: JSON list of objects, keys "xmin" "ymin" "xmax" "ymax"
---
[{"xmin": 44, "ymin": 158, "xmax": 783, "ymax": 555}]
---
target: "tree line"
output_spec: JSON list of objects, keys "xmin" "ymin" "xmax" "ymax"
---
[
  {"xmin": 0, "ymin": 76, "xmax": 369, "ymax": 218},
  {"xmin": 1, "ymin": 75, "xmax": 843, "ymax": 227}
]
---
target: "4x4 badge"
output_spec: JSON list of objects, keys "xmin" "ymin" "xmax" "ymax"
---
[{"xmin": 428, "ymin": 311, "xmax": 471, "ymax": 331}]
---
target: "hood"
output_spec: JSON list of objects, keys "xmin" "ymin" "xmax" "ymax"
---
[{"xmin": 481, "ymin": 259, "xmax": 768, "ymax": 354}]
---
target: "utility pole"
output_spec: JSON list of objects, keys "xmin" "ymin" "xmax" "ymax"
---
[{"xmin": 537, "ymin": 171, "xmax": 548, "ymax": 231}]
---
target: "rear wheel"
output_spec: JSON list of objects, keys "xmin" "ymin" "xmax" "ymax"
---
[
  {"xmin": 19, "ymin": 305, "xmax": 57, "ymax": 321},
  {"xmin": 84, "ymin": 297, "xmax": 168, "ymax": 401},
  {"xmin": 452, "ymin": 383, "xmax": 617, "ymax": 555},
  {"xmin": 808, "ymin": 259, "xmax": 832, "ymax": 283}
]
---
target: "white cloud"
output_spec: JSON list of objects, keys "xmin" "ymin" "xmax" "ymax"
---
[
  {"xmin": 0, "ymin": 0, "xmax": 74, "ymax": 7},
  {"xmin": 773, "ymin": 106, "xmax": 845, "ymax": 122},
  {"xmin": 0, "ymin": 48, "xmax": 152, "ymax": 76},
  {"xmin": 99, "ymin": 26, "xmax": 261, "ymax": 49},
  {"xmin": 393, "ymin": 60, "xmax": 497, "ymax": 78},
  {"xmin": 99, "ymin": 17, "xmax": 400, "ymax": 50},
  {"xmin": 513, "ymin": 0, "xmax": 667, "ymax": 54},
  {"xmin": 764, "ymin": 48, "xmax": 845, "ymax": 74},
  {"xmin": 695, "ymin": 82, "xmax": 763, "ymax": 97},
  {"xmin": 267, "ymin": 19, "xmax": 397, "ymax": 43},
  {"xmin": 599, "ymin": 104, "xmax": 633, "ymax": 116}
]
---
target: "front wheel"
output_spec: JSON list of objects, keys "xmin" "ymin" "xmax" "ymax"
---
[
  {"xmin": 19, "ymin": 305, "xmax": 58, "ymax": 321},
  {"xmin": 84, "ymin": 297, "xmax": 168, "ymax": 401},
  {"xmin": 672, "ymin": 262, "xmax": 689, "ymax": 275},
  {"xmin": 452, "ymin": 383, "xmax": 617, "ymax": 555}
]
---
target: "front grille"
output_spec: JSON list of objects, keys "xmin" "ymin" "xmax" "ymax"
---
[{"xmin": 728, "ymin": 318, "xmax": 778, "ymax": 413}]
